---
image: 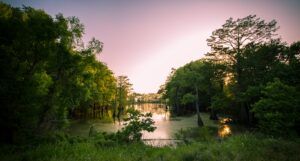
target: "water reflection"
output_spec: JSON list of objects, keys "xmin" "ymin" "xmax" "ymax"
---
[
  {"xmin": 218, "ymin": 125, "xmax": 231, "ymax": 137},
  {"xmin": 219, "ymin": 118, "xmax": 232, "ymax": 124},
  {"xmin": 69, "ymin": 104, "xmax": 234, "ymax": 146},
  {"xmin": 69, "ymin": 104, "xmax": 198, "ymax": 140},
  {"xmin": 218, "ymin": 118, "xmax": 232, "ymax": 138},
  {"xmin": 136, "ymin": 103, "xmax": 197, "ymax": 140},
  {"xmin": 134, "ymin": 103, "xmax": 170, "ymax": 122}
]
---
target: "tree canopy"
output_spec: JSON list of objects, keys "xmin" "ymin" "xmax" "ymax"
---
[
  {"xmin": 162, "ymin": 15, "xmax": 300, "ymax": 135},
  {"xmin": 0, "ymin": 3, "xmax": 131, "ymax": 144}
]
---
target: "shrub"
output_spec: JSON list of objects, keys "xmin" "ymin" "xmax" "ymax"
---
[
  {"xmin": 175, "ymin": 127, "xmax": 218, "ymax": 143},
  {"xmin": 118, "ymin": 108, "xmax": 156, "ymax": 142},
  {"xmin": 89, "ymin": 109, "xmax": 156, "ymax": 144},
  {"xmin": 252, "ymin": 79, "xmax": 300, "ymax": 135}
]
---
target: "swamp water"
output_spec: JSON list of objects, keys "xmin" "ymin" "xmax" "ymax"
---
[{"xmin": 69, "ymin": 103, "xmax": 233, "ymax": 146}]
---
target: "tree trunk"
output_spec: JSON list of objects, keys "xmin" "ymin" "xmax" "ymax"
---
[
  {"xmin": 210, "ymin": 108, "xmax": 219, "ymax": 120},
  {"xmin": 93, "ymin": 103, "xmax": 96, "ymax": 118},
  {"xmin": 236, "ymin": 51, "xmax": 250, "ymax": 125},
  {"xmin": 240, "ymin": 102, "xmax": 250, "ymax": 124},
  {"xmin": 112, "ymin": 109, "xmax": 116, "ymax": 123},
  {"xmin": 195, "ymin": 87, "xmax": 204, "ymax": 127},
  {"xmin": 175, "ymin": 86, "xmax": 180, "ymax": 115},
  {"xmin": 101, "ymin": 106, "xmax": 104, "ymax": 118}
]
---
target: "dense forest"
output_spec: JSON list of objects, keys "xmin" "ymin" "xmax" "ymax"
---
[
  {"xmin": 1, "ymin": 2, "xmax": 300, "ymax": 161},
  {"xmin": 0, "ymin": 2, "xmax": 133, "ymax": 144},
  {"xmin": 161, "ymin": 15, "xmax": 300, "ymax": 135}
]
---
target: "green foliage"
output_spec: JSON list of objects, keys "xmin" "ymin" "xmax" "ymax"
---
[
  {"xmin": 238, "ymin": 41, "xmax": 286, "ymax": 89},
  {"xmin": 164, "ymin": 60, "xmax": 226, "ymax": 112},
  {"xmin": 252, "ymin": 79, "xmax": 300, "ymax": 135},
  {"xmin": 115, "ymin": 76, "xmax": 132, "ymax": 116},
  {"xmin": 88, "ymin": 109, "xmax": 156, "ymax": 145},
  {"xmin": 205, "ymin": 15, "xmax": 281, "ymax": 124},
  {"xmin": 31, "ymin": 71, "xmax": 53, "ymax": 96},
  {"xmin": 211, "ymin": 92, "xmax": 231, "ymax": 111},
  {"xmin": 163, "ymin": 59, "xmax": 226, "ymax": 126},
  {"xmin": 181, "ymin": 93, "xmax": 196, "ymax": 105},
  {"xmin": 175, "ymin": 127, "xmax": 217, "ymax": 143},
  {"xmin": 206, "ymin": 15, "xmax": 278, "ymax": 61},
  {"xmin": 162, "ymin": 14, "xmax": 300, "ymax": 135},
  {"xmin": 1, "ymin": 133, "xmax": 300, "ymax": 161},
  {"xmin": 0, "ymin": 2, "xmax": 118, "ymax": 144},
  {"xmin": 119, "ymin": 109, "xmax": 156, "ymax": 142}
]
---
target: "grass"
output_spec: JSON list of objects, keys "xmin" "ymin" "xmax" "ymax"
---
[
  {"xmin": 1, "ymin": 132, "xmax": 300, "ymax": 161},
  {"xmin": 2, "ymin": 113, "xmax": 298, "ymax": 161},
  {"xmin": 200, "ymin": 112, "xmax": 219, "ymax": 128}
]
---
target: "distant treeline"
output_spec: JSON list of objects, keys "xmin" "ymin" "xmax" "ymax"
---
[{"xmin": 133, "ymin": 93, "xmax": 163, "ymax": 104}]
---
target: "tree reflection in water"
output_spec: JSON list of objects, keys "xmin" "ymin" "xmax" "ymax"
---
[{"xmin": 218, "ymin": 118, "xmax": 232, "ymax": 138}]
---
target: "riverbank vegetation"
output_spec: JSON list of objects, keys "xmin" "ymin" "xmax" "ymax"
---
[
  {"xmin": 161, "ymin": 15, "xmax": 300, "ymax": 136},
  {"xmin": 0, "ymin": 2, "xmax": 133, "ymax": 144},
  {"xmin": 1, "ymin": 132, "xmax": 299, "ymax": 161},
  {"xmin": 1, "ymin": 2, "xmax": 300, "ymax": 161}
]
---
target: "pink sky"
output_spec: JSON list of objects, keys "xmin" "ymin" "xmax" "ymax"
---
[{"xmin": 7, "ymin": 0, "xmax": 300, "ymax": 93}]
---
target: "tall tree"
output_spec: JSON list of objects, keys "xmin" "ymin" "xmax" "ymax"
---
[
  {"xmin": 206, "ymin": 15, "xmax": 278, "ymax": 89},
  {"xmin": 206, "ymin": 15, "xmax": 279, "ymax": 124},
  {"xmin": 0, "ymin": 3, "xmax": 117, "ymax": 143},
  {"xmin": 164, "ymin": 59, "xmax": 226, "ymax": 126},
  {"xmin": 206, "ymin": 15, "xmax": 278, "ymax": 63},
  {"xmin": 114, "ymin": 76, "xmax": 132, "ymax": 123}
]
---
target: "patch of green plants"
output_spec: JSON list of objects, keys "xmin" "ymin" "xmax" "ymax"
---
[
  {"xmin": 175, "ymin": 126, "xmax": 218, "ymax": 143},
  {"xmin": 1, "ymin": 133, "xmax": 300, "ymax": 161},
  {"xmin": 88, "ymin": 108, "xmax": 156, "ymax": 147}
]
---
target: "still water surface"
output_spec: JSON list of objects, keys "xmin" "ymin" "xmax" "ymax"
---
[
  {"xmin": 69, "ymin": 103, "xmax": 232, "ymax": 146},
  {"xmin": 69, "ymin": 103, "xmax": 199, "ymax": 139}
]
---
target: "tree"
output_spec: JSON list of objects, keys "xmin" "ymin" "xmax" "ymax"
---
[
  {"xmin": 206, "ymin": 15, "xmax": 278, "ymax": 92},
  {"xmin": 0, "ymin": 3, "xmax": 65, "ymax": 143},
  {"xmin": 206, "ymin": 15, "xmax": 278, "ymax": 63},
  {"xmin": 118, "ymin": 109, "xmax": 156, "ymax": 142},
  {"xmin": 114, "ymin": 76, "xmax": 132, "ymax": 123},
  {"xmin": 206, "ymin": 15, "xmax": 279, "ymax": 124},
  {"xmin": 282, "ymin": 41, "xmax": 300, "ymax": 88},
  {"xmin": 163, "ymin": 59, "xmax": 226, "ymax": 126},
  {"xmin": 0, "ymin": 3, "xmax": 117, "ymax": 144},
  {"xmin": 252, "ymin": 79, "xmax": 300, "ymax": 135}
]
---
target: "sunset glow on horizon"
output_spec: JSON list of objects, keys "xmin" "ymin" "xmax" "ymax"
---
[{"xmin": 6, "ymin": 0, "xmax": 300, "ymax": 93}]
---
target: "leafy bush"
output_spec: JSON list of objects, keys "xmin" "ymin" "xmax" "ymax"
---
[
  {"xmin": 175, "ymin": 127, "xmax": 218, "ymax": 143},
  {"xmin": 118, "ymin": 108, "xmax": 156, "ymax": 142},
  {"xmin": 211, "ymin": 92, "xmax": 232, "ymax": 112},
  {"xmin": 252, "ymin": 79, "xmax": 300, "ymax": 135},
  {"xmin": 89, "ymin": 109, "xmax": 156, "ymax": 144}
]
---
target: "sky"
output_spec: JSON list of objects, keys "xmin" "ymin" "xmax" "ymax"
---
[{"xmin": 4, "ymin": 0, "xmax": 300, "ymax": 93}]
